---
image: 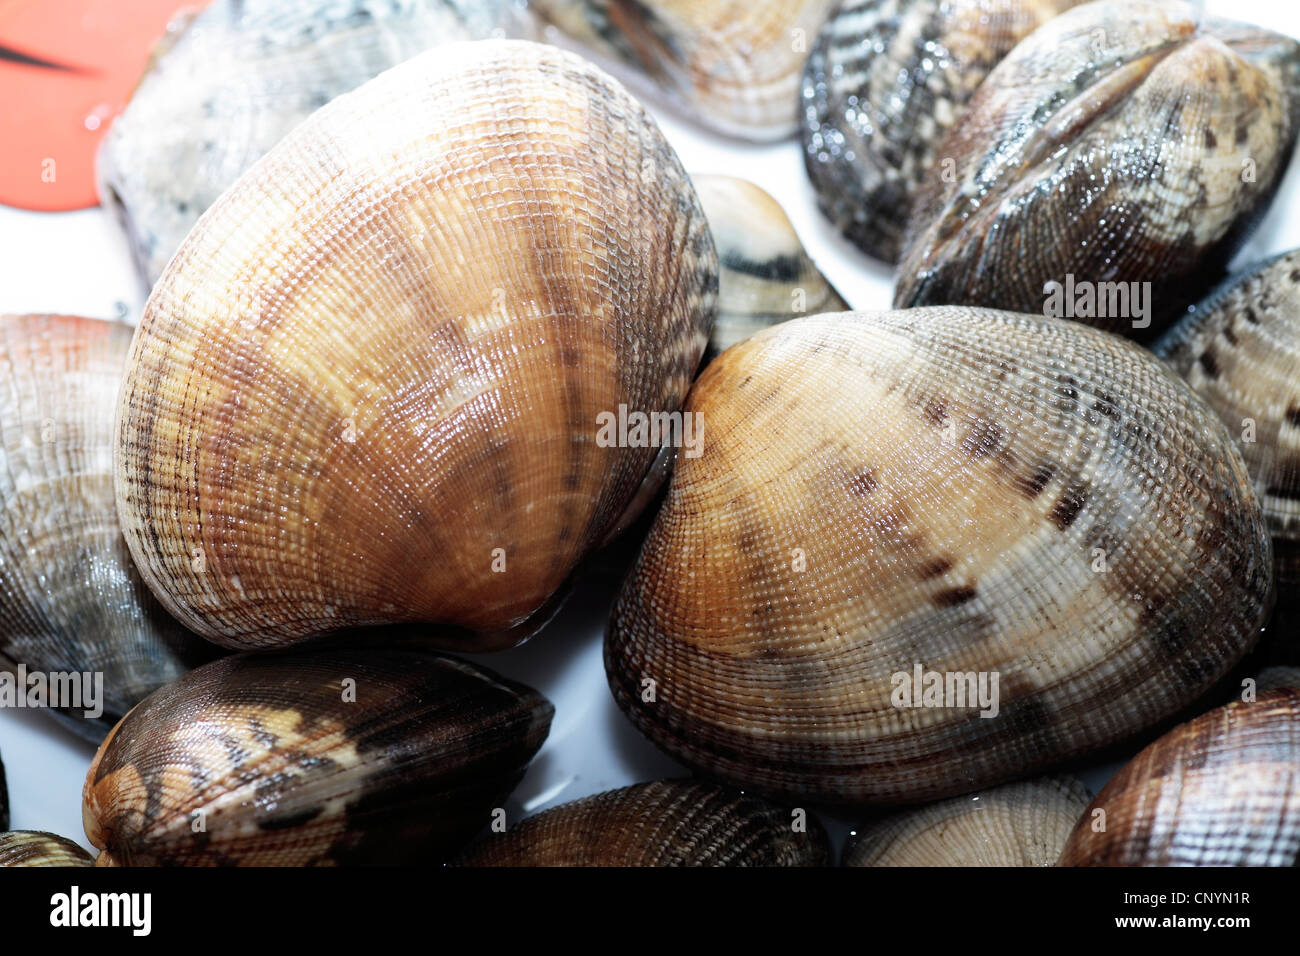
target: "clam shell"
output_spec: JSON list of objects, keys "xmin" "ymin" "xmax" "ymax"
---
[
  {"xmin": 0, "ymin": 832, "xmax": 93, "ymax": 867},
  {"xmin": 115, "ymin": 40, "xmax": 717, "ymax": 651},
  {"xmin": 801, "ymin": 0, "xmax": 1083, "ymax": 263},
  {"xmin": 531, "ymin": 0, "xmax": 838, "ymax": 140},
  {"xmin": 0, "ymin": 315, "xmax": 214, "ymax": 741},
  {"xmin": 100, "ymin": 0, "xmax": 539, "ymax": 286},
  {"xmin": 607, "ymin": 307, "xmax": 1272, "ymax": 805},
  {"xmin": 82, "ymin": 648, "xmax": 553, "ymax": 866},
  {"xmin": 695, "ymin": 175, "xmax": 848, "ymax": 363},
  {"xmin": 893, "ymin": 0, "xmax": 1300, "ymax": 338},
  {"xmin": 453, "ymin": 779, "xmax": 829, "ymax": 866},
  {"xmin": 1155, "ymin": 250, "xmax": 1300, "ymax": 647},
  {"xmin": 1058, "ymin": 687, "xmax": 1300, "ymax": 866},
  {"xmin": 843, "ymin": 776, "xmax": 1089, "ymax": 866}
]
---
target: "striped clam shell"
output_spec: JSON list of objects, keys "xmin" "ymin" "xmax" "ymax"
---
[
  {"xmin": 1058, "ymin": 687, "xmax": 1300, "ymax": 866},
  {"xmin": 453, "ymin": 779, "xmax": 829, "ymax": 866},
  {"xmin": 0, "ymin": 315, "xmax": 214, "ymax": 741},
  {"xmin": 894, "ymin": 0, "xmax": 1300, "ymax": 339},
  {"xmin": 694, "ymin": 175, "xmax": 848, "ymax": 363},
  {"xmin": 100, "ymin": 0, "xmax": 539, "ymax": 287},
  {"xmin": 801, "ymin": 0, "xmax": 1083, "ymax": 263},
  {"xmin": 0, "ymin": 832, "xmax": 93, "ymax": 867},
  {"xmin": 843, "ymin": 776, "xmax": 1090, "ymax": 866},
  {"xmin": 606, "ymin": 307, "xmax": 1272, "ymax": 805},
  {"xmin": 531, "ymin": 0, "xmax": 839, "ymax": 140},
  {"xmin": 82, "ymin": 649, "xmax": 553, "ymax": 866},
  {"xmin": 114, "ymin": 40, "xmax": 717, "ymax": 651}
]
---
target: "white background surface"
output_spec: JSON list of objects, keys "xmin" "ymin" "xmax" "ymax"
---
[{"xmin": 1, "ymin": 0, "xmax": 1297, "ymax": 857}]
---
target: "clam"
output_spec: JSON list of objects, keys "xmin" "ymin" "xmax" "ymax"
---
[
  {"xmin": 530, "ymin": 0, "xmax": 839, "ymax": 140},
  {"xmin": 100, "ymin": 0, "xmax": 540, "ymax": 286},
  {"xmin": 115, "ymin": 40, "xmax": 717, "ymax": 651},
  {"xmin": 893, "ymin": 0, "xmax": 1300, "ymax": 339},
  {"xmin": 82, "ymin": 648, "xmax": 553, "ymax": 866},
  {"xmin": 1059, "ymin": 687, "xmax": 1300, "ymax": 866},
  {"xmin": 0, "ymin": 314, "xmax": 214, "ymax": 741},
  {"xmin": 0, "ymin": 832, "xmax": 93, "ymax": 867},
  {"xmin": 1155, "ymin": 250, "xmax": 1300, "ymax": 641},
  {"xmin": 694, "ymin": 175, "xmax": 848, "ymax": 363},
  {"xmin": 607, "ymin": 307, "xmax": 1272, "ymax": 805},
  {"xmin": 801, "ymin": 0, "xmax": 1083, "ymax": 264},
  {"xmin": 843, "ymin": 776, "xmax": 1089, "ymax": 866},
  {"xmin": 453, "ymin": 779, "xmax": 829, "ymax": 866}
]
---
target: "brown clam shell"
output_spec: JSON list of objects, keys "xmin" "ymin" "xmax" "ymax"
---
[
  {"xmin": 453, "ymin": 779, "xmax": 829, "ymax": 866},
  {"xmin": 1058, "ymin": 687, "xmax": 1300, "ymax": 866},
  {"xmin": 607, "ymin": 307, "xmax": 1271, "ymax": 805},
  {"xmin": 82, "ymin": 649, "xmax": 553, "ymax": 866},
  {"xmin": 0, "ymin": 832, "xmax": 93, "ymax": 867},
  {"xmin": 114, "ymin": 40, "xmax": 717, "ymax": 651}
]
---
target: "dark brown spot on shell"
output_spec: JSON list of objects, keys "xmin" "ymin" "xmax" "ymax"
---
[
  {"xmin": 1049, "ymin": 484, "xmax": 1088, "ymax": 530},
  {"xmin": 933, "ymin": 585, "xmax": 978, "ymax": 607}
]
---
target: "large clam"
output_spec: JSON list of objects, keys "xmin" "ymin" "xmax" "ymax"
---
[
  {"xmin": 0, "ymin": 314, "xmax": 213, "ymax": 740},
  {"xmin": 0, "ymin": 832, "xmax": 93, "ymax": 867},
  {"xmin": 801, "ymin": 0, "xmax": 1083, "ymax": 263},
  {"xmin": 454, "ymin": 779, "xmax": 829, "ymax": 866},
  {"xmin": 607, "ymin": 307, "xmax": 1272, "ymax": 805},
  {"xmin": 114, "ymin": 40, "xmax": 717, "ymax": 651},
  {"xmin": 531, "ymin": 0, "xmax": 839, "ymax": 140},
  {"xmin": 1059, "ymin": 687, "xmax": 1300, "ymax": 866},
  {"xmin": 843, "ymin": 776, "xmax": 1090, "ymax": 866},
  {"xmin": 893, "ymin": 0, "xmax": 1300, "ymax": 338},
  {"xmin": 82, "ymin": 648, "xmax": 553, "ymax": 866},
  {"xmin": 100, "ymin": 0, "xmax": 540, "ymax": 286}
]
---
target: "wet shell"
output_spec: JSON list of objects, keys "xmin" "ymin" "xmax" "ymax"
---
[
  {"xmin": 607, "ymin": 307, "xmax": 1272, "ymax": 805},
  {"xmin": 531, "ymin": 0, "xmax": 838, "ymax": 140},
  {"xmin": 0, "ymin": 832, "xmax": 93, "ymax": 867},
  {"xmin": 893, "ymin": 0, "xmax": 1300, "ymax": 338},
  {"xmin": 1155, "ymin": 250, "xmax": 1300, "ymax": 638},
  {"xmin": 115, "ymin": 41, "xmax": 717, "ymax": 651},
  {"xmin": 801, "ymin": 0, "xmax": 1083, "ymax": 264},
  {"xmin": 0, "ymin": 315, "xmax": 213, "ymax": 741},
  {"xmin": 453, "ymin": 779, "xmax": 829, "ymax": 866},
  {"xmin": 82, "ymin": 648, "xmax": 553, "ymax": 866},
  {"xmin": 694, "ymin": 175, "xmax": 848, "ymax": 363},
  {"xmin": 1058, "ymin": 687, "xmax": 1300, "ymax": 866},
  {"xmin": 843, "ymin": 776, "xmax": 1089, "ymax": 866},
  {"xmin": 100, "ymin": 0, "xmax": 539, "ymax": 286}
]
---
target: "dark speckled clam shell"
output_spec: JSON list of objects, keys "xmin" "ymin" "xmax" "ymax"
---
[
  {"xmin": 893, "ymin": 0, "xmax": 1300, "ymax": 339},
  {"xmin": 453, "ymin": 779, "xmax": 829, "ymax": 866},
  {"xmin": 82, "ymin": 649, "xmax": 553, "ymax": 866},
  {"xmin": 0, "ymin": 832, "xmax": 93, "ymax": 867}
]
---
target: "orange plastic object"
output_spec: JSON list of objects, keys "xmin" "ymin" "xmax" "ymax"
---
[{"xmin": 0, "ymin": 0, "xmax": 207, "ymax": 211}]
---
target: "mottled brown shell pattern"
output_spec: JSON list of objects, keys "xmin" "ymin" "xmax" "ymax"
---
[
  {"xmin": 531, "ymin": 0, "xmax": 839, "ymax": 140},
  {"xmin": 115, "ymin": 40, "xmax": 717, "ymax": 651},
  {"xmin": 82, "ymin": 649, "xmax": 553, "ymax": 866},
  {"xmin": 453, "ymin": 779, "xmax": 829, "ymax": 866},
  {"xmin": 1058, "ymin": 688, "xmax": 1300, "ymax": 866},
  {"xmin": 843, "ymin": 776, "xmax": 1090, "ymax": 866},
  {"xmin": 607, "ymin": 307, "xmax": 1272, "ymax": 805},
  {"xmin": 894, "ymin": 0, "xmax": 1300, "ymax": 337},
  {"xmin": 0, "ymin": 831, "xmax": 93, "ymax": 867},
  {"xmin": 0, "ymin": 315, "xmax": 213, "ymax": 741}
]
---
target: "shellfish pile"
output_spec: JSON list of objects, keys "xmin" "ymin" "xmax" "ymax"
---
[{"xmin": 0, "ymin": 0, "xmax": 1297, "ymax": 869}]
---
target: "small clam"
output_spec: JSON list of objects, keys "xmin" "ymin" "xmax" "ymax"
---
[
  {"xmin": 0, "ymin": 314, "xmax": 214, "ymax": 741},
  {"xmin": 531, "ymin": 0, "xmax": 839, "ymax": 140},
  {"xmin": 801, "ymin": 0, "xmax": 1083, "ymax": 263},
  {"xmin": 0, "ymin": 832, "xmax": 93, "ymax": 867},
  {"xmin": 82, "ymin": 648, "xmax": 553, "ymax": 866},
  {"xmin": 100, "ymin": 0, "xmax": 540, "ymax": 286},
  {"xmin": 894, "ymin": 0, "xmax": 1300, "ymax": 338},
  {"xmin": 607, "ymin": 308, "xmax": 1271, "ymax": 804},
  {"xmin": 453, "ymin": 779, "xmax": 829, "ymax": 866},
  {"xmin": 115, "ymin": 40, "xmax": 717, "ymax": 651},
  {"xmin": 1059, "ymin": 687, "xmax": 1300, "ymax": 866},
  {"xmin": 694, "ymin": 175, "xmax": 848, "ymax": 363},
  {"xmin": 1155, "ymin": 250, "xmax": 1300, "ymax": 639},
  {"xmin": 843, "ymin": 777, "xmax": 1089, "ymax": 866}
]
